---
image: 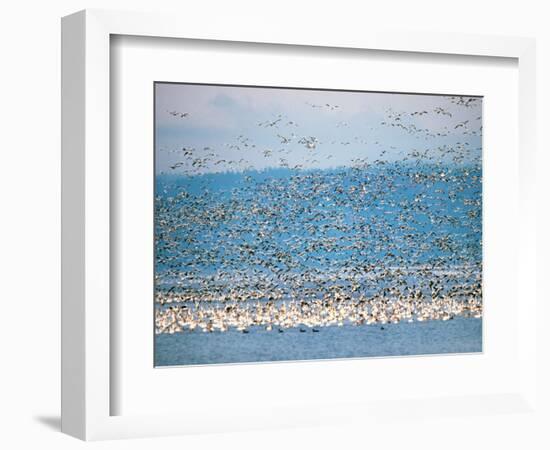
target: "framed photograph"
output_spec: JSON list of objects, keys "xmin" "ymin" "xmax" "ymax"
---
[
  {"xmin": 62, "ymin": 9, "xmax": 538, "ymax": 441},
  {"xmin": 153, "ymin": 82, "xmax": 483, "ymax": 367}
]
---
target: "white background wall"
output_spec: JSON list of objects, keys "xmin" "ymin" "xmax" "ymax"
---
[{"xmin": 0, "ymin": 1, "xmax": 548, "ymax": 448}]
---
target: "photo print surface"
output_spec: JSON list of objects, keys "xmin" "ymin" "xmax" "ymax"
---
[{"xmin": 154, "ymin": 82, "xmax": 482, "ymax": 366}]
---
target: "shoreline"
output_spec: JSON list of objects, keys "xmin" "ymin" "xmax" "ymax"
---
[{"xmin": 155, "ymin": 295, "xmax": 482, "ymax": 335}]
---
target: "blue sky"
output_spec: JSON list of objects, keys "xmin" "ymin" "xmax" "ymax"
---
[{"xmin": 155, "ymin": 83, "xmax": 482, "ymax": 174}]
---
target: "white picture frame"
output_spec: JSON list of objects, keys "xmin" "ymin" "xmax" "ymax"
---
[{"xmin": 61, "ymin": 9, "xmax": 538, "ymax": 441}]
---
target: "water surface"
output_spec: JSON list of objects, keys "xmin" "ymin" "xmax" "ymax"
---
[{"xmin": 155, "ymin": 317, "xmax": 482, "ymax": 366}]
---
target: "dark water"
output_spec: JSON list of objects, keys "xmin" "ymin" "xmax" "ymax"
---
[{"xmin": 155, "ymin": 317, "xmax": 482, "ymax": 366}]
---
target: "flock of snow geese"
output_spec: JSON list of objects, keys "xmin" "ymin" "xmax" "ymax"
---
[{"xmin": 155, "ymin": 94, "xmax": 483, "ymax": 335}]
